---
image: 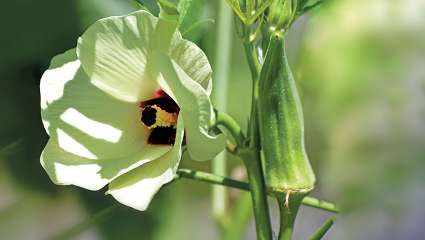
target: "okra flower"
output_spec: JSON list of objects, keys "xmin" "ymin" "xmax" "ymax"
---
[{"xmin": 40, "ymin": 11, "xmax": 225, "ymax": 210}]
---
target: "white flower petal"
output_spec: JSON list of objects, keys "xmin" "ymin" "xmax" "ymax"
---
[
  {"xmin": 154, "ymin": 52, "xmax": 225, "ymax": 161},
  {"xmin": 40, "ymin": 49, "xmax": 172, "ymax": 189},
  {"xmin": 41, "ymin": 140, "xmax": 108, "ymax": 191},
  {"xmin": 54, "ymin": 162, "xmax": 104, "ymax": 191},
  {"xmin": 41, "ymin": 137, "xmax": 172, "ymax": 191},
  {"xmin": 170, "ymin": 39, "xmax": 212, "ymax": 94},
  {"xmin": 41, "ymin": 11, "xmax": 218, "ymax": 201},
  {"xmin": 108, "ymin": 117, "xmax": 184, "ymax": 211},
  {"xmin": 60, "ymin": 108, "xmax": 122, "ymax": 143},
  {"xmin": 56, "ymin": 128, "xmax": 97, "ymax": 159},
  {"xmin": 108, "ymin": 167, "xmax": 174, "ymax": 210},
  {"xmin": 77, "ymin": 11, "xmax": 158, "ymax": 102},
  {"xmin": 76, "ymin": 10, "xmax": 212, "ymax": 103},
  {"xmin": 40, "ymin": 58, "xmax": 80, "ymax": 109}
]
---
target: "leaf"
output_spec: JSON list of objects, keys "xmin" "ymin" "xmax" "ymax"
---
[
  {"xmin": 181, "ymin": 18, "xmax": 215, "ymax": 39},
  {"xmin": 298, "ymin": 0, "xmax": 310, "ymax": 9},
  {"xmin": 131, "ymin": 0, "xmax": 150, "ymax": 11},
  {"xmin": 134, "ymin": 0, "xmax": 160, "ymax": 16},
  {"xmin": 297, "ymin": 0, "xmax": 324, "ymax": 16},
  {"xmin": 177, "ymin": 0, "xmax": 205, "ymax": 41}
]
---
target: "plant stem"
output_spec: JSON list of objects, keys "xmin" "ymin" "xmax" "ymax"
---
[
  {"xmin": 239, "ymin": 22, "xmax": 273, "ymax": 240},
  {"xmin": 242, "ymin": 41, "xmax": 260, "ymax": 80},
  {"xmin": 308, "ymin": 216, "xmax": 336, "ymax": 240},
  {"xmin": 0, "ymin": 139, "xmax": 24, "ymax": 158},
  {"xmin": 49, "ymin": 205, "xmax": 118, "ymax": 240},
  {"xmin": 215, "ymin": 111, "xmax": 246, "ymax": 147},
  {"xmin": 301, "ymin": 197, "xmax": 339, "ymax": 213},
  {"xmin": 176, "ymin": 169, "xmax": 339, "ymax": 213},
  {"xmin": 277, "ymin": 193, "xmax": 303, "ymax": 240},
  {"xmin": 177, "ymin": 168, "xmax": 248, "ymax": 190},
  {"xmin": 239, "ymin": 149, "xmax": 273, "ymax": 240},
  {"xmin": 49, "ymin": 169, "xmax": 337, "ymax": 240},
  {"xmin": 212, "ymin": 0, "xmax": 233, "ymax": 226},
  {"xmin": 234, "ymin": 21, "xmax": 273, "ymax": 240}
]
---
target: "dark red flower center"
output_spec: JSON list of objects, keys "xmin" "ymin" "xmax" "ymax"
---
[{"xmin": 140, "ymin": 91, "xmax": 179, "ymax": 145}]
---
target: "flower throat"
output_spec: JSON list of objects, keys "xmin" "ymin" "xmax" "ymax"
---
[{"xmin": 140, "ymin": 92, "xmax": 179, "ymax": 145}]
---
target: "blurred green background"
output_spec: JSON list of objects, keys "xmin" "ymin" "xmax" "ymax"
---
[{"xmin": 0, "ymin": 0, "xmax": 424, "ymax": 239}]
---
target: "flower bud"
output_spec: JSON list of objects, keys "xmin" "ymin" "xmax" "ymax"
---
[{"xmin": 267, "ymin": 0, "xmax": 298, "ymax": 31}]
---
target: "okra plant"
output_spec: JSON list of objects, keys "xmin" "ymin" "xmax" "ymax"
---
[{"xmin": 40, "ymin": 0, "xmax": 338, "ymax": 239}]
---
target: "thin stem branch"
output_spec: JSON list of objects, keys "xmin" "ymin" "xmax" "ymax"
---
[
  {"xmin": 301, "ymin": 197, "xmax": 339, "ymax": 213},
  {"xmin": 215, "ymin": 111, "xmax": 246, "ymax": 147},
  {"xmin": 50, "ymin": 170, "xmax": 337, "ymax": 240},
  {"xmin": 297, "ymin": 0, "xmax": 324, "ymax": 16},
  {"xmin": 49, "ymin": 205, "xmax": 118, "ymax": 240},
  {"xmin": 176, "ymin": 169, "xmax": 339, "ymax": 213},
  {"xmin": 308, "ymin": 216, "xmax": 336, "ymax": 240},
  {"xmin": 0, "ymin": 139, "xmax": 24, "ymax": 158},
  {"xmin": 177, "ymin": 168, "xmax": 248, "ymax": 190}
]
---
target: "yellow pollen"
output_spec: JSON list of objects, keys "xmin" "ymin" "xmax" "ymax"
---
[{"xmin": 149, "ymin": 105, "xmax": 178, "ymax": 129}]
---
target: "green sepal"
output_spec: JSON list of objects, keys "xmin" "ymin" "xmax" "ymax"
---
[
  {"xmin": 257, "ymin": 32, "xmax": 315, "ymax": 193},
  {"xmin": 134, "ymin": 0, "xmax": 160, "ymax": 15},
  {"xmin": 151, "ymin": 1, "xmax": 179, "ymax": 53},
  {"xmin": 157, "ymin": 0, "xmax": 179, "ymax": 20},
  {"xmin": 267, "ymin": 0, "xmax": 298, "ymax": 31}
]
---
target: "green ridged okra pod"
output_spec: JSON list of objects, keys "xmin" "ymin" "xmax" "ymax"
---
[{"xmin": 258, "ymin": 32, "xmax": 315, "ymax": 195}]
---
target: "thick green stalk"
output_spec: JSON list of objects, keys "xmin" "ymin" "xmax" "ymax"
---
[
  {"xmin": 276, "ymin": 193, "xmax": 304, "ymax": 240},
  {"xmin": 239, "ymin": 149, "xmax": 273, "ymax": 240},
  {"xmin": 212, "ymin": 0, "xmax": 233, "ymax": 226},
  {"xmin": 240, "ymin": 28, "xmax": 273, "ymax": 240},
  {"xmin": 214, "ymin": 2, "xmax": 273, "ymax": 239},
  {"xmin": 236, "ymin": 21, "xmax": 273, "ymax": 240},
  {"xmin": 243, "ymin": 42, "xmax": 260, "ymax": 81}
]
